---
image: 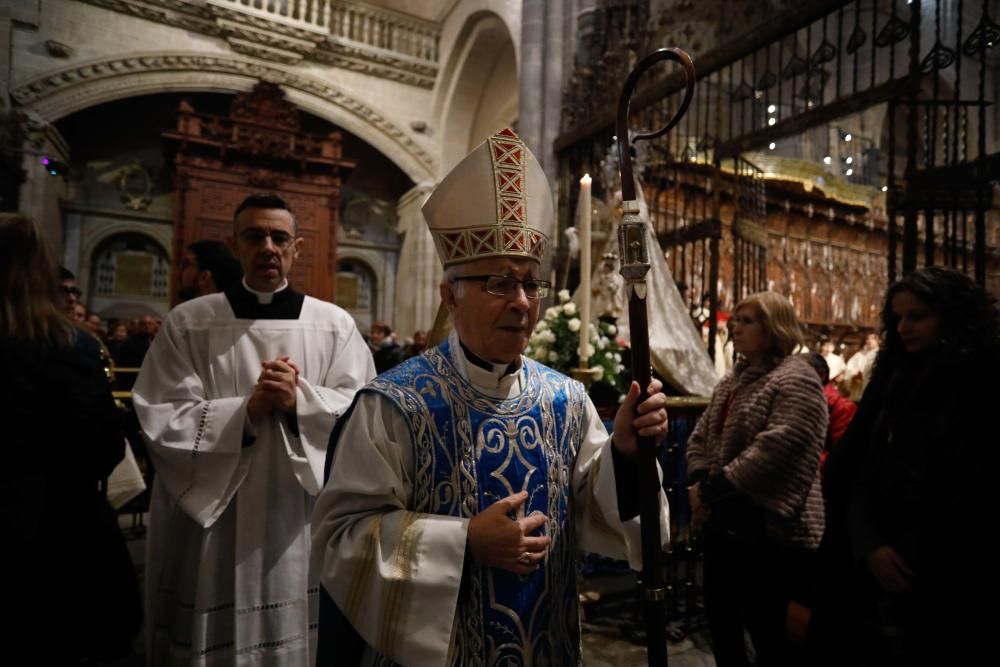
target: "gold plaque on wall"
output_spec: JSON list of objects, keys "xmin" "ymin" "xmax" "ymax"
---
[
  {"xmin": 336, "ymin": 274, "xmax": 359, "ymax": 309},
  {"xmin": 115, "ymin": 253, "xmax": 153, "ymax": 296}
]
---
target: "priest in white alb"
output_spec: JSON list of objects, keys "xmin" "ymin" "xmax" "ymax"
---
[
  {"xmin": 133, "ymin": 193, "xmax": 375, "ymax": 666},
  {"xmin": 312, "ymin": 128, "xmax": 670, "ymax": 666}
]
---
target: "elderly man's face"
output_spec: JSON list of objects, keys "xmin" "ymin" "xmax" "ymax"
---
[{"xmin": 441, "ymin": 257, "xmax": 542, "ymax": 364}]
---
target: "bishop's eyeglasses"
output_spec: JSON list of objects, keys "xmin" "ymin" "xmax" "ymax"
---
[
  {"xmin": 238, "ymin": 228, "xmax": 297, "ymax": 249},
  {"xmin": 451, "ymin": 275, "xmax": 552, "ymax": 299}
]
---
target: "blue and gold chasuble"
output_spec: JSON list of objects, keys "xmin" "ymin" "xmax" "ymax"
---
[{"xmin": 365, "ymin": 338, "xmax": 589, "ymax": 666}]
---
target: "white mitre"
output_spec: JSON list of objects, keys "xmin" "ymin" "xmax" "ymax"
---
[{"xmin": 422, "ymin": 127, "xmax": 554, "ymax": 267}]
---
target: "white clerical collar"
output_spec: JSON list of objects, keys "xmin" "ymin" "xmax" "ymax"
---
[
  {"xmin": 448, "ymin": 330, "xmax": 523, "ymax": 396},
  {"xmin": 241, "ymin": 277, "xmax": 288, "ymax": 305}
]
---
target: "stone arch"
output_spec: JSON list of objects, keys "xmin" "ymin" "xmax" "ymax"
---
[
  {"xmin": 85, "ymin": 227, "xmax": 172, "ymax": 319},
  {"xmin": 79, "ymin": 220, "xmax": 173, "ymax": 292},
  {"xmin": 10, "ymin": 52, "xmax": 435, "ymax": 183},
  {"xmin": 434, "ymin": 12, "xmax": 518, "ymax": 170},
  {"xmin": 335, "ymin": 252, "xmax": 384, "ymax": 333}
]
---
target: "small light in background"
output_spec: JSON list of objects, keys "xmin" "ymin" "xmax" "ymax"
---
[
  {"xmin": 845, "ymin": 156, "xmax": 854, "ymax": 164},
  {"xmin": 40, "ymin": 157, "xmax": 68, "ymax": 177},
  {"xmin": 823, "ymin": 156, "xmax": 832, "ymax": 165},
  {"xmin": 768, "ymin": 142, "xmax": 776, "ymax": 150},
  {"xmin": 881, "ymin": 185, "xmax": 888, "ymax": 192},
  {"xmin": 767, "ymin": 104, "xmax": 776, "ymax": 114},
  {"xmin": 768, "ymin": 117, "xmax": 777, "ymax": 126},
  {"xmin": 845, "ymin": 168, "xmax": 854, "ymax": 176},
  {"xmin": 844, "ymin": 133, "xmax": 853, "ymax": 142}
]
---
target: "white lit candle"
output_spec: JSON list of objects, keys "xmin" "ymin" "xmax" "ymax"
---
[{"xmin": 579, "ymin": 173, "xmax": 592, "ymax": 367}]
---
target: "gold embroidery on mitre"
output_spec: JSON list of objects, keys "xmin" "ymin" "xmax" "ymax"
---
[{"xmin": 428, "ymin": 127, "xmax": 549, "ymax": 266}]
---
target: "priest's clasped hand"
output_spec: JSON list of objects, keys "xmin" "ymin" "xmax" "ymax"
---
[
  {"xmin": 247, "ymin": 355, "xmax": 300, "ymax": 423},
  {"xmin": 468, "ymin": 491, "xmax": 550, "ymax": 575},
  {"xmin": 611, "ymin": 379, "xmax": 669, "ymax": 457}
]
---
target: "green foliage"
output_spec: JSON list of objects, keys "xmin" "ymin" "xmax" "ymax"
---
[{"xmin": 525, "ymin": 289, "xmax": 626, "ymax": 397}]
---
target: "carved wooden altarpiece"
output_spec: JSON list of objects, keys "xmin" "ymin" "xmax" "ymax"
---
[{"xmin": 163, "ymin": 82, "xmax": 354, "ymax": 303}]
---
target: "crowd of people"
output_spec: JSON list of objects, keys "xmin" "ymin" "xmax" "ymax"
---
[
  {"xmin": 686, "ymin": 270, "xmax": 997, "ymax": 667},
  {"xmin": 1, "ymin": 125, "xmax": 995, "ymax": 667}
]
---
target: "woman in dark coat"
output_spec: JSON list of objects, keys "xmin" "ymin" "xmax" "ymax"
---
[
  {"xmin": 822, "ymin": 267, "xmax": 997, "ymax": 666},
  {"xmin": 0, "ymin": 213, "xmax": 141, "ymax": 663}
]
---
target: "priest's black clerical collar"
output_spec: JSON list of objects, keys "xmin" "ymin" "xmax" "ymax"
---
[
  {"xmin": 459, "ymin": 340, "xmax": 520, "ymax": 376},
  {"xmin": 225, "ymin": 280, "xmax": 305, "ymax": 319}
]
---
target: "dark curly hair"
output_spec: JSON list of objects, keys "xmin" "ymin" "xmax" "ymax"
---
[{"xmin": 877, "ymin": 267, "xmax": 999, "ymax": 373}]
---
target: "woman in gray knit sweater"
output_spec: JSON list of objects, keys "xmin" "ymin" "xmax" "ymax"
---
[{"xmin": 687, "ymin": 291, "xmax": 828, "ymax": 667}]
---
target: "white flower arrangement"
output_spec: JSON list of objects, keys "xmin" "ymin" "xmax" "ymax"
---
[{"xmin": 523, "ymin": 288, "xmax": 627, "ymax": 396}]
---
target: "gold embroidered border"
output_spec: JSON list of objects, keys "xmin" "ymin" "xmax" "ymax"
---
[
  {"xmin": 488, "ymin": 128, "xmax": 527, "ymax": 227},
  {"xmin": 345, "ymin": 513, "xmax": 383, "ymax": 621},
  {"xmin": 379, "ymin": 511, "xmax": 423, "ymax": 657}
]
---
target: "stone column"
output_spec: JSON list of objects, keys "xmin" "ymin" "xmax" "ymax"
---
[
  {"xmin": 519, "ymin": 0, "xmax": 545, "ymax": 159},
  {"xmin": 19, "ymin": 123, "xmax": 70, "ymax": 261},
  {"xmin": 0, "ymin": 6, "xmax": 11, "ymax": 112},
  {"xmin": 393, "ymin": 182, "xmax": 438, "ymax": 338},
  {"xmin": 540, "ymin": 0, "xmax": 563, "ymax": 184}
]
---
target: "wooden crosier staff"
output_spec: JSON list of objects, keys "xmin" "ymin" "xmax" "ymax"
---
[{"xmin": 615, "ymin": 47, "xmax": 695, "ymax": 667}]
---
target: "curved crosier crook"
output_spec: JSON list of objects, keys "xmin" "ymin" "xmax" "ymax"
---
[
  {"xmin": 613, "ymin": 46, "xmax": 694, "ymax": 667},
  {"xmin": 616, "ymin": 48, "xmax": 696, "ymax": 202}
]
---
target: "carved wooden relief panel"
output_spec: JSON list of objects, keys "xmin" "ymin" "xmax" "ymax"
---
[{"xmin": 164, "ymin": 82, "xmax": 354, "ymax": 303}]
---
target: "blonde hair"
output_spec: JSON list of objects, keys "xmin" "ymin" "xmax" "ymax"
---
[
  {"xmin": 0, "ymin": 213, "xmax": 75, "ymax": 346},
  {"xmin": 733, "ymin": 291, "xmax": 803, "ymax": 362}
]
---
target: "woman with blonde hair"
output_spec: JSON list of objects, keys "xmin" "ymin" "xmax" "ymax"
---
[
  {"xmin": 686, "ymin": 291, "xmax": 828, "ymax": 666},
  {"xmin": 0, "ymin": 213, "xmax": 141, "ymax": 662}
]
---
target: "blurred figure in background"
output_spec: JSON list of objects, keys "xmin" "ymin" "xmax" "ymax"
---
[
  {"xmin": 0, "ymin": 213, "xmax": 141, "ymax": 663},
  {"xmin": 177, "ymin": 239, "xmax": 243, "ymax": 301},
  {"xmin": 106, "ymin": 321, "xmax": 129, "ymax": 366},
  {"xmin": 687, "ymin": 291, "xmax": 827, "ymax": 667},
  {"xmin": 805, "ymin": 352, "xmax": 857, "ymax": 475},
  {"xmin": 85, "ymin": 311, "xmax": 106, "ymax": 339},
  {"xmin": 404, "ymin": 329, "xmax": 427, "ymax": 359},
  {"xmin": 819, "ymin": 340, "xmax": 846, "ymax": 384},
  {"xmin": 369, "ymin": 320, "xmax": 403, "ymax": 373},
  {"xmin": 58, "ymin": 265, "xmax": 82, "ymax": 314},
  {"xmin": 117, "ymin": 313, "xmax": 157, "ymax": 367},
  {"xmin": 843, "ymin": 333, "xmax": 879, "ymax": 402},
  {"xmin": 71, "ymin": 301, "xmax": 87, "ymax": 324}
]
